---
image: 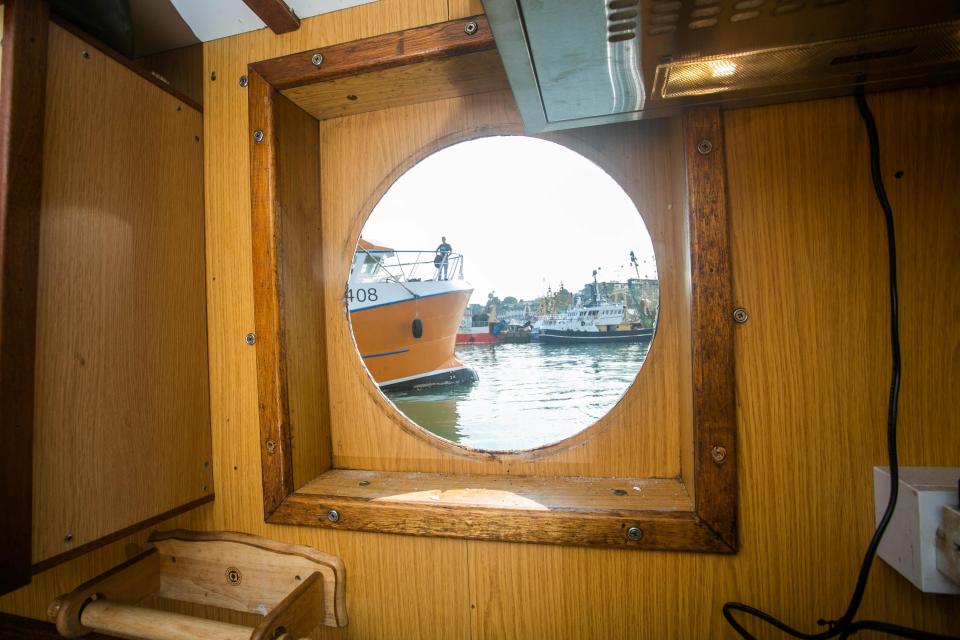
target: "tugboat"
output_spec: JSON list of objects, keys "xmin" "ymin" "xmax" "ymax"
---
[
  {"xmin": 349, "ymin": 239, "xmax": 479, "ymax": 390},
  {"xmin": 535, "ymin": 271, "xmax": 654, "ymax": 344}
]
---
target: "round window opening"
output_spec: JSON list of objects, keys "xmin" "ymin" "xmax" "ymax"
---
[{"xmin": 347, "ymin": 136, "xmax": 659, "ymax": 451}]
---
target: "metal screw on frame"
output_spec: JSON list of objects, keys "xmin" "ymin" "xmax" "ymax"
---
[
  {"xmin": 732, "ymin": 307, "xmax": 749, "ymax": 324},
  {"xmin": 711, "ymin": 445, "xmax": 728, "ymax": 464},
  {"xmin": 626, "ymin": 527, "xmax": 643, "ymax": 541},
  {"xmin": 464, "ymin": 21, "xmax": 478, "ymax": 35},
  {"xmin": 311, "ymin": 52, "xmax": 324, "ymax": 67},
  {"xmin": 265, "ymin": 440, "xmax": 277, "ymax": 454},
  {"xmin": 697, "ymin": 139, "xmax": 713, "ymax": 155},
  {"xmin": 327, "ymin": 509, "xmax": 341, "ymax": 523},
  {"xmin": 253, "ymin": 130, "xmax": 264, "ymax": 144},
  {"xmin": 239, "ymin": 75, "xmax": 249, "ymax": 88},
  {"xmin": 245, "ymin": 332, "xmax": 257, "ymax": 345}
]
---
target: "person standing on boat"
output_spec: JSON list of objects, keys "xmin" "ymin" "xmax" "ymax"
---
[{"xmin": 435, "ymin": 236, "xmax": 452, "ymax": 280}]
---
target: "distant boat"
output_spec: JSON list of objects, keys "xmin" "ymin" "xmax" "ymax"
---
[
  {"xmin": 535, "ymin": 301, "xmax": 653, "ymax": 343},
  {"xmin": 534, "ymin": 272, "xmax": 654, "ymax": 344},
  {"xmin": 349, "ymin": 239, "xmax": 478, "ymax": 390},
  {"xmin": 456, "ymin": 311, "xmax": 503, "ymax": 345}
]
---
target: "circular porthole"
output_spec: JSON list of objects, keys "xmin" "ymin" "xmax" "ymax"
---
[{"xmin": 347, "ymin": 136, "xmax": 659, "ymax": 452}]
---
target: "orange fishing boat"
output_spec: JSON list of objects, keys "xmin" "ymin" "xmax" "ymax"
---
[{"xmin": 348, "ymin": 239, "xmax": 478, "ymax": 390}]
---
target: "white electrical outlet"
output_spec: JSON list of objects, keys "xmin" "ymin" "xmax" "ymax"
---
[{"xmin": 873, "ymin": 466, "xmax": 960, "ymax": 594}]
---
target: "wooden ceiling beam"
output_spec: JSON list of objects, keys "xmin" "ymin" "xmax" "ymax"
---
[{"xmin": 242, "ymin": 0, "xmax": 300, "ymax": 35}]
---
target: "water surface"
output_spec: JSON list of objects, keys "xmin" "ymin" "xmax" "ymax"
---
[{"xmin": 383, "ymin": 342, "xmax": 649, "ymax": 451}]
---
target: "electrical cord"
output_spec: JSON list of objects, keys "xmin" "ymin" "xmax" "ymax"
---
[{"xmin": 721, "ymin": 88, "xmax": 959, "ymax": 640}]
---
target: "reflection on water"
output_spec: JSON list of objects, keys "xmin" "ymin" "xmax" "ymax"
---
[{"xmin": 383, "ymin": 342, "xmax": 649, "ymax": 451}]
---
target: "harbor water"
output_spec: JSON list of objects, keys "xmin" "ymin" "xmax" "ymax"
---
[{"xmin": 383, "ymin": 341, "xmax": 650, "ymax": 451}]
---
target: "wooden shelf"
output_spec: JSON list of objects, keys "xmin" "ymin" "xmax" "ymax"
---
[{"xmin": 48, "ymin": 531, "xmax": 347, "ymax": 639}]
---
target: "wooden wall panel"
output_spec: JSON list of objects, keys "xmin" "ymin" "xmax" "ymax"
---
[
  {"xmin": 1, "ymin": 2, "xmax": 957, "ymax": 639},
  {"xmin": 30, "ymin": 24, "xmax": 212, "ymax": 564},
  {"xmin": 274, "ymin": 94, "xmax": 331, "ymax": 488},
  {"xmin": 318, "ymin": 93, "xmax": 687, "ymax": 478}
]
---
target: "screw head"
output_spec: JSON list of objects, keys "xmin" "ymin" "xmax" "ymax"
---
[
  {"xmin": 358, "ymin": 480, "xmax": 370, "ymax": 486},
  {"xmin": 697, "ymin": 139, "xmax": 713, "ymax": 155},
  {"xmin": 239, "ymin": 75, "xmax": 249, "ymax": 87},
  {"xmin": 64, "ymin": 532, "xmax": 73, "ymax": 543},
  {"xmin": 253, "ymin": 130, "xmax": 264, "ymax": 144},
  {"xmin": 81, "ymin": 50, "xmax": 90, "ymax": 60},
  {"xmin": 311, "ymin": 52, "xmax": 324, "ymax": 67},
  {"xmin": 732, "ymin": 307, "xmax": 749, "ymax": 324},
  {"xmin": 711, "ymin": 445, "xmax": 728, "ymax": 464},
  {"xmin": 210, "ymin": 70, "xmax": 217, "ymax": 81},
  {"xmin": 626, "ymin": 527, "xmax": 643, "ymax": 541},
  {"xmin": 265, "ymin": 439, "xmax": 277, "ymax": 454},
  {"xmin": 464, "ymin": 21, "xmax": 479, "ymax": 35},
  {"xmin": 225, "ymin": 567, "xmax": 242, "ymax": 585},
  {"xmin": 245, "ymin": 332, "xmax": 257, "ymax": 345},
  {"xmin": 327, "ymin": 509, "xmax": 341, "ymax": 523}
]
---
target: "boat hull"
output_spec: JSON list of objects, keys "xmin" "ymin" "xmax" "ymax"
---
[
  {"xmin": 351, "ymin": 286, "xmax": 475, "ymax": 388},
  {"xmin": 456, "ymin": 328, "xmax": 500, "ymax": 345},
  {"xmin": 538, "ymin": 327, "xmax": 654, "ymax": 343}
]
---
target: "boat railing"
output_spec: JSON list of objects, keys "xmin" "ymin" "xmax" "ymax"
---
[{"xmin": 356, "ymin": 249, "xmax": 465, "ymax": 283}]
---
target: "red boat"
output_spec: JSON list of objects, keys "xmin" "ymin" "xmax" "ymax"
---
[{"xmin": 456, "ymin": 311, "xmax": 502, "ymax": 345}]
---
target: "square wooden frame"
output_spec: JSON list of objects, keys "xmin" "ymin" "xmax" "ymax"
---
[{"xmin": 247, "ymin": 16, "xmax": 737, "ymax": 553}]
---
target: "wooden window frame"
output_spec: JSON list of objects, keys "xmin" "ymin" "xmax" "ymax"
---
[{"xmin": 247, "ymin": 16, "xmax": 737, "ymax": 553}]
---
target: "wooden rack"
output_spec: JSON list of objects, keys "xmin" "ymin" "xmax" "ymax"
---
[{"xmin": 48, "ymin": 530, "xmax": 347, "ymax": 639}]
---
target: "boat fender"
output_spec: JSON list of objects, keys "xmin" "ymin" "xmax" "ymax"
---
[{"xmin": 412, "ymin": 318, "xmax": 423, "ymax": 338}]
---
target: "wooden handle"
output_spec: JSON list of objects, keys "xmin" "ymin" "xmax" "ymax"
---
[{"xmin": 80, "ymin": 600, "xmax": 253, "ymax": 640}]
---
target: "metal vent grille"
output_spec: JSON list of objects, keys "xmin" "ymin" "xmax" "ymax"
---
[
  {"xmin": 608, "ymin": 0, "xmax": 641, "ymax": 42},
  {"xmin": 653, "ymin": 20, "xmax": 960, "ymax": 98},
  {"xmin": 645, "ymin": 0, "xmax": 859, "ymax": 37}
]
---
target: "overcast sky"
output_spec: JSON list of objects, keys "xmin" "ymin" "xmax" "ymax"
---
[{"xmin": 361, "ymin": 136, "xmax": 657, "ymax": 304}]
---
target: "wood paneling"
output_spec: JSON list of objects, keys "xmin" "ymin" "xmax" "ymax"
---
[
  {"xmin": 282, "ymin": 50, "xmax": 509, "ymax": 120},
  {"xmin": 684, "ymin": 108, "xmax": 737, "ymax": 547},
  {"xmin": 31, "ymin": 24, "xmax": 212, "ymax": 564},
  {"xmin": 273, "ymin": 93, "xmax": 331, "ymax": 490},
  {"xmin": 0, "ymin": 0, "xmax": 48, "ymax": 595},
  {"xmin": 2, "ymin": 2, "xmax": 958, "ymax": 638},
  {"xmin": 250, "ymin": 16, "xmax": 494, "ymax": 90},
  {"xmin": 319, "ymin": 94, "xmax": 689, "ymax": 479}
]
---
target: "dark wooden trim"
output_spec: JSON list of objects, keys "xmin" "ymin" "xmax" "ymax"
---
[
  {"xmin": 0, "ymin": 0, "xmax": 50, "ymax": 597},
  {"xmin": 242, "ymin": 0, "xmax": 300, "ymax": 35},
  {"xmin": 248, "ymin": 19, "xmax": 739, "ymax": 553},
  {"xmin": 249, "ymin": 15, "xmax": 495, "ymax": 91},
  {"xmin": 50, "ymin": 15, "xmax": 202, "ymax": 113},
  {"xmin": 0, "ymin": 612, "xmax": 119, "ymax": 639},
  {"xmin": 272, "ymin": 492, "xmax": 731, "ymax": 552},
  {"xmin": 248, "ymin": 70, "xmax": 295, "ymax": 518},
  {"xmin": 30, "ymin": 494, "xmax": 214, "ymax": 574},
  {"xmin": 685, "ymin": 107, "xmax": 738, "ymax": 551}
]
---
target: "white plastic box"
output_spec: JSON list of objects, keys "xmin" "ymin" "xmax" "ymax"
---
[{"xmin": 873, "ymin": 466, "xmax": 960, "ymax": 594}]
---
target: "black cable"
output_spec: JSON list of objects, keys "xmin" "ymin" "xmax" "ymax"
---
[{"xmin": 721, "ymin": 88, "xmax": 959, "ymax": 640}]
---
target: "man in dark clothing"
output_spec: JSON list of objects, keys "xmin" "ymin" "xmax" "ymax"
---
[{"xmin": 435, "ymin": 236, "xmax": 452, "ymax": 280}]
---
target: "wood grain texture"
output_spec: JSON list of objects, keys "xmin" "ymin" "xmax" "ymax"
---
[
  {"xmin": 319, "ymin": 94, "xmax": 689, "ymax": 478},
  {"xmin": 248, "ymin": 70, "xmax": 294, "ymax": 517},
  {"xmin": 250, "ymin": 15, "xmax": 494, "ymax": 90},
  {"xmin": 242, "ymin": 0, "xmax": 300, "ymax": 35},
  {"xmin": 273, "ymin": 94, "xmax": 331, "ymax": 490},
  {"xmin": 684, "ymin": 108, "xmax": 737, "ymax": 549},
  {"xmin": 281, "ymin": 49, "xmax": 508, "ymax": 120},
  {"xmin": 31, "ymin": 24, "xmax": 212, "ymax": 564},
  {"xmin": 4, "ymin": 3, "xmax": 958, "ymax": 639},
  {"xmin": 79, "ymin": 601, "xmax": 251, "ymax": 640},
  {"xmin": 150, "ymin": 530, "xmax": 346, "ymax": 628},
  {"xmin": 0, "ymin": 0, "xmax": 48, "ymax": 595},
  {"xmin": 50, "ymin": 16, "xmax": 202, "ymax": 113}
]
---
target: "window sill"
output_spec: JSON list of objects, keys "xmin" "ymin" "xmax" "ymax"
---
[{"xmin": 267, "ymin": 470, "xmax": 730, "ymax": 552}]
